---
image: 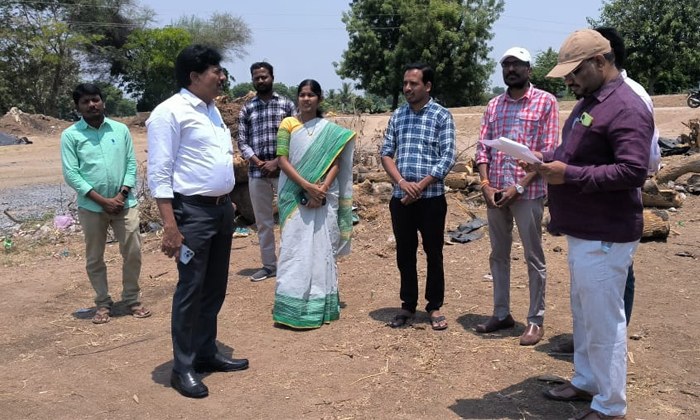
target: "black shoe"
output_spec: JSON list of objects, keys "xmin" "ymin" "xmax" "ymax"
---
[
  {"xmin": 170, "ymin": 371, "xmax": 208, "ymax": 398},
  {"xmin": 193, "ymin": 353, "xmax": 249, "ymax": 373}
]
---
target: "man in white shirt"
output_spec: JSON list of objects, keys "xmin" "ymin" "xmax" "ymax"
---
[{"xmin": 147, "ymin": 45, "xmax": 248, "ymax": 399}]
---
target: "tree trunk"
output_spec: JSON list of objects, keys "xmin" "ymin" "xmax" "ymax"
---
[
  {"xmin": 642, "ymin": 209, "xmax": 669, "ymax": 240},
  {"xmin": 391, "ymin": 91, "xmax": 399, "ymax": 111},
  {"xmin": 655, "ymin": 154, "xmax": 700, "ymax": 184},
  {"xmin": 641, "ymin": 179, "xmax": 683, "ymax": 208}
]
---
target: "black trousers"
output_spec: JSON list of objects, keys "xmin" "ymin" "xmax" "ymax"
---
[
  {"xmin": 171, "ymin": 195, "xmax": 234, "ymax": 374},
  {"xmin": 389, "ymin": 195, "xmax": 447, "ymax": 313}
]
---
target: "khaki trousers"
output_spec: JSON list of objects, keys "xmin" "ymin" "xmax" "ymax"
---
[{"xmin": 78, "ymin": 206, "xmax": 142, "ymax": 308}]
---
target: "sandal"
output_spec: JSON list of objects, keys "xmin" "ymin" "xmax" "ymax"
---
[
  {"xmin": 92, "ymin": 307, "xmax": 111, "ymax": 324},
  {"xmin": 429, "ymin": 312, "xmax": 448, "ymax": 330},
  {"xmin": 388, "ymin": 311, "xmax": 414, "ymax": 328},
  {"xmin": 128, "ymin": 303, "xmax": 152, "ymax": 319}
]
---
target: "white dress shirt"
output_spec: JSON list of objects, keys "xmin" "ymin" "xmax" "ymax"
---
[
  {"xmin": 147, "ymin": 89, "xmax": 235, "ymax": 198},
  {"xmin": 621, "ymin": 70, "xmax": 661, "ymax": 174}
]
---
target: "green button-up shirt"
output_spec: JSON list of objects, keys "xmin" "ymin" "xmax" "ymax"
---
[{"xmin": 61, "ymin": 117, "xmax": 138, "ymax": 213}]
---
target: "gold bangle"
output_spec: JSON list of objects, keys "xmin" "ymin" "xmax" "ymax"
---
[
  {"xmin": 479, "ymin": 179, "xmax": 490, "ymax": 187},
  {"xmin": 398, "ymin": 178, "xmax": 405, "ymax": 185}
]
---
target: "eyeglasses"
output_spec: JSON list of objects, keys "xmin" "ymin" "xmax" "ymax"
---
[
  {"xmin": 501, "ymin": 61, "xmax": 529, "ymax": 69},
  {"xmin": 567, "ymin": 58, "xmax": 594, "ymax": 78}
]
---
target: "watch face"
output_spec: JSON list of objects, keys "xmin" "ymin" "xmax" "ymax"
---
[
  {"xmin": 121, "ymin": 189, "xmax": 129, "ymax": 197},
  {"xmin": 516, "ymin": 185, "xmax": 524, "ymax": 194}
]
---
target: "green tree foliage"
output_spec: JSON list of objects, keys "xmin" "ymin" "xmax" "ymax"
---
[
  {"xmin": 530, "ymin": 48, "xmax": 566, "ymax": 97},
  {"xmin": 62, "ymin": 0, "xmax": 153, "ymax": 79},
  {"xmin": 121, "ymin": 27, "xmax": 192, "ymax": 111},
  {"xmin": 173, "ymin": 13, "xmax": 252, "ymax": 62},
  {"xmin": 0, "ymin": 0, "xmax": 148, "ymax": 117},
  {"xmin": 336, "ymin": 0, "xmax": 504, "ymax": 109},
  {"xmin": 92, "ymin": 82, "xmax": 137, "ymax": 117},
  {"xmin": 0, "ymin": 1, "xmax": 85, "ymax": 116},
  {"xmin": 589, "ymin": 0, "xmax": 700, "ymax": 94}
]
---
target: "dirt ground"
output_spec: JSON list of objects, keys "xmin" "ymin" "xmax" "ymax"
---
[{"xmin": 1, "ymin": 95, "xmax": 699, "ymax": 420}]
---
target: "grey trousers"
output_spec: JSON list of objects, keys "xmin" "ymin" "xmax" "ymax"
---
[{"xmin": 486, "ymin": 198, "xmax": 546, "ymax": 325}]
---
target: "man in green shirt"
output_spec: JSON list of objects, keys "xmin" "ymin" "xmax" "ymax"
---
[{"xmin": 61, "ymin": 83, "xmax": 150, "ymax": 324}]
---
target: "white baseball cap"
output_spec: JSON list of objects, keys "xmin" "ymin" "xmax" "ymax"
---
[{"xmin": 500, "ymin": 47, "xmax": 532, "ymax": 65}]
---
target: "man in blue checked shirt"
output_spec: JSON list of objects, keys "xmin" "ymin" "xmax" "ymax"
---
[
  {"xmin": 381, "ymin": 63, "xmax": 456, "ymax": 331},
  {"xmin": 238, "ymin": 62, "xmax": 296, "ymax": 282}
]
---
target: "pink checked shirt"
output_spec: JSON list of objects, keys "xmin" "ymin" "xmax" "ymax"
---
[{"xmin": 476, "ymin": 85, "xmax": 559, "ymax": 200}]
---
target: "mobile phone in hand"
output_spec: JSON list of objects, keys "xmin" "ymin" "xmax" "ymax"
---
[
  {"xmin": 494, "ymin": 192, "xmax": 503, "ymax": 202},
  {"xmin": 180, "ymin": 244, "xmax": 195, "ymax": 264}
]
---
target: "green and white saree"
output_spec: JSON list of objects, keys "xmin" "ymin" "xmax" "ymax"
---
[{"xmin": 272, "ymin": 117, "xmax": 355, "ymax": 329}]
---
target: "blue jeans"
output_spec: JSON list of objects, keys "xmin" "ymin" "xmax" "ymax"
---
[{"xmin": 624, "ymin": 264, "xmax": 635, "ymax": 326}]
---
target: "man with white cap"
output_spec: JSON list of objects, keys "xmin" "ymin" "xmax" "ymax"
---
[
  {"xmin": 531, "ymin": 29, "xmax": 652, "ymax": 420},
  {"xmin": 474, "ymin": 47, "xmax": 558, "ymax": 346}
]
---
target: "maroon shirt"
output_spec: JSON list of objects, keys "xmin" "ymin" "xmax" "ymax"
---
[{"xmin": 541, "ymin": 75, "xmax": 653, "ymax": 243}]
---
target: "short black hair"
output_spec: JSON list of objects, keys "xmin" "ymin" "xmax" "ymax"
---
[
  {"xmin": 595, "ymin": 27, "xmax": 625, "ymax": 70},
  {"xmin": 250, "ymin": 62, "xmax": 274, "ymax": 77},
  {"xmin": 404, "ymin": 63, "xmax": 434, "ymax": 86},
  {"xmin": 72, "ymin": 84, "xmax": 104, "ymax": 105},
  {"xmin": 174, "ymin": 45, "xmax": 223, "ymax": 89}
]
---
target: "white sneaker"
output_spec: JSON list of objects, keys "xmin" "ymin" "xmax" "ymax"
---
[{"xmin": 250, "ymin": 267, "xmax": 276, "ymax": 282}]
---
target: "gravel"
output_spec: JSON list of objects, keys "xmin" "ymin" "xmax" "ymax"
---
[{"xmin": 0, "ymin": 182, "xmax": 76, "ymax": 232}]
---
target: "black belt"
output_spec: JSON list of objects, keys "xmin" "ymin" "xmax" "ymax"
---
[{"xmin": 174, "ymin": 193, "xmax": 230, "ymax": 206}]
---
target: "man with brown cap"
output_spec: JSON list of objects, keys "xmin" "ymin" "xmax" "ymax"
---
[{"xmin": 528, "ymin": 29, "xmax": 652, "ymax": 420}]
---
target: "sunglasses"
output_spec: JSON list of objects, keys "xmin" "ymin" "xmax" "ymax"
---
[
  {"xmin": 568, "ymin": 58, "xmax": 594, "ymax": 78},
  {"xmin": 501, "ymin": 61, "xmax": 529, "ymax": 69}
]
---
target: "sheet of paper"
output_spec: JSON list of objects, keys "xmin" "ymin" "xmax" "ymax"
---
[{"xmin": 479, "ymin": 136, "xmax": 542, "ymax": 164}]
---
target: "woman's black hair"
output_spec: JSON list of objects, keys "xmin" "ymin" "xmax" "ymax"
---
[{"xmin": 297, "ymin": 79, "xmax": 324, "ymax": 118}]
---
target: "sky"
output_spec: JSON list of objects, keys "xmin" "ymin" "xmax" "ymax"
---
[{"xmin": 152, "ymin": 0, "xmax": 607, "ymax": 92}]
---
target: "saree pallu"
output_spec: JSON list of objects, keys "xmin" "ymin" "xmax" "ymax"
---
[{"xmin": 272, "ymin": 117, "xmax": 355, "ymax": 329}]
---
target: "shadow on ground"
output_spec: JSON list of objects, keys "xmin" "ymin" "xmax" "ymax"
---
[{"xmin": 448, "ymin": 376, "xmax": 588, "ymax": 419}]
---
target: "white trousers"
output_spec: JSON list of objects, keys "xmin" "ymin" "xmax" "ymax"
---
[
  {"xmin": 249, "ymin": 177, "xmax": 279, "ymax": 269},
  {"xmin": 567, "ymin": 236, "xmax": 638, "ymax": 417}
]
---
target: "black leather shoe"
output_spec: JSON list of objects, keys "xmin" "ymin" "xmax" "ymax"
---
[
  {"xmin": 170, "ymin": 371, "xmax": 208, "ymax": 398},
  {"xmin": 193, "ymin": 353, "xmax": 249, "ymax": 373}
]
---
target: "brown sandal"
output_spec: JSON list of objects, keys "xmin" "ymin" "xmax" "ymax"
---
[
  {"xmin": 129, "ymin": 304, "xmax": 152, "ymax": 319},
  {"xmin": 92, "ymin": 307, "xmax": 111, "ymax": 324}
]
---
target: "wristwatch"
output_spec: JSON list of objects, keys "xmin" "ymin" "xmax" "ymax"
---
[
  {"xmin": 514, "ymin": 184, "xmax": 524, "ymax": 195},
  {"xmin": 120, "ymin": 188, "xmax": 129, "ymax": 198}
]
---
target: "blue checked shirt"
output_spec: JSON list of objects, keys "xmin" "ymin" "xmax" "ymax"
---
[
  {"xmin": 381, "ymin": 99, "xmax": 456, "ymax": 198},
  {"xmin": 238, "ymin": 92, "xmax": 296, "ymax": 178}
]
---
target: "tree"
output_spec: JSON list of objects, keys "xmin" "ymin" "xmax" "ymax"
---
[
  {"xmin": 63, "ymin": 0, "xmax": 154, "ymax": 79},
  {"xmin": 0, "ymin": 1, "xmax": 85, "ymax": 116},
  {"xmin": 173, "ymin": 13, "xmax": 252, "ymax": 62},
  {"xmin": 589, "ymin": 0, "xmax": 700, "ymax": 94},
  {"xmin": 0, "ymin": 0, "xmax": 150, "ymax": 117},
  {"xmin": 530, "ymin": 48, "xmax": 566, "ymax": 97},
  {"xmin": 336, "ymin": 0, "xmax": 504, "ymax": 109},
  {"xmin": 93, "ymin": 82, "xmax": 137, "ymax": 117},
  {"xmin": 121, "ymin": 27, "xmax": 192, "ymax": 111}
]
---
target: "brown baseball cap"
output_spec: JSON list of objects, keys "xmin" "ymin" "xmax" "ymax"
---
[{"xmin": 546, "ymin": 29, "xmax": 611, "ymax": 78}]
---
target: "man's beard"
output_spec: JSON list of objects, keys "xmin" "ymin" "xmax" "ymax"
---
[
  {"xmin": 506, "ymin": 79, "xmax": 527, "ymax": 90},
  {"xmin": 255, "ymin": 83, "xmax": 272, "ymax": 94}
]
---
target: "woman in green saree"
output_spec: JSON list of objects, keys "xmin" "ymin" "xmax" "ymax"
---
[{"xmin": 272, "ymin": 79, "xmax": 356, "ymax": 329}]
